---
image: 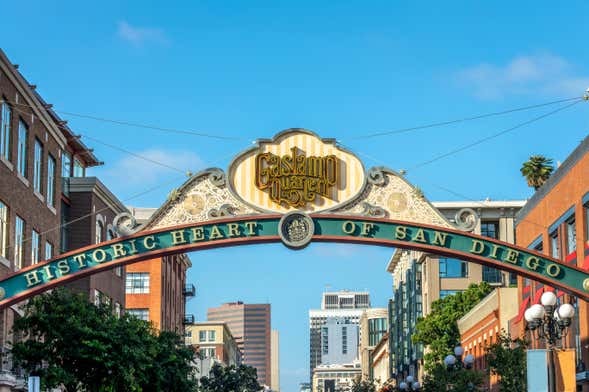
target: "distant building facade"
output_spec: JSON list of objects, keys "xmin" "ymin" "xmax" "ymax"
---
[
  {"xmin": 369, "ymin": 333, "xmax": 390, "ymax": 389},
  {"xmin": 185, "ymin": 322, "xmax": 241, "ymax": 383},
  {"xmin": 358, "ymin": 308, "xmax": 388, "ymax": 381},
  {"xmin": 271, "ymin": 330, "xmax": 280, "ymax": 391},
  {"xmin": 309, "ymin": 291, "xmax": 370, "ymax": 382},
  {"xmin": 208, "ymin": 302, "xmax": 272, "ymax": 386},
  {"xmin": 320, "ymin": 317, "xmax": 359, "ymax": 365},
  {"xmin": 125, "ymin": 207, "xmax": 194, "ymax": 333},
  {"xmin": 457, "ymin": 288, "xmax": 518, "ymax": 392},
  {"xmin": 387, "ymin": 200, "xmax": 523, "ymax": 383},
  {"xmin": 311, "ymin": 362, "xmax": 361, "ymax": 392}
]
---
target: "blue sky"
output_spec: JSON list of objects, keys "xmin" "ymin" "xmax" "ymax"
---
[{"xmin": 2, "ymin": 2, "xmax": 589, "ymax": 390}]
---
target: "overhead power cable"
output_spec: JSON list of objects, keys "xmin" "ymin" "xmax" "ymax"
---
[
  {"xmin": 407, "ymin": 98, "xmax": 584, "ymax": 171},
  {"xmin": 349, "ymin": 96, "xmax": 584, "ymax": 140},
  {"xmin": 12, "ymin": 101, "xmax": 245, "ymax": 141}
]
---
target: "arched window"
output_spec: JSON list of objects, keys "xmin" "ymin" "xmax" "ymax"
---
[{"xmin": 95, "ymin": 220, "xmax": 103, "ymax": 244}]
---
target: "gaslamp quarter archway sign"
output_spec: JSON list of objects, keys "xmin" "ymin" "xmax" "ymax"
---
[{"xmin": 1, "ymin": 129, "xmax": 588, "ymax": 308}]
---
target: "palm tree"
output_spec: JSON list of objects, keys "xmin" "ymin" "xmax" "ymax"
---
[{"xmin": 520, "ymin": 155, "xmax": 555, "ymax": 190}]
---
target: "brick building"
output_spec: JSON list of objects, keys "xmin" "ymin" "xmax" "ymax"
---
[
  {"xmin": 457, "ymin": 287, "xmax": 519, "ymax": 391},
  {"xmin": 0, "ymin": 48, "xmax": 131, "ymax": 388},
  {"xmin": 514, "ymin": 135, "xmax": 589, "ymax": 389},
  {"xmin": 125, "ymin": 207, "xmax": 194, "ymax": 333}
]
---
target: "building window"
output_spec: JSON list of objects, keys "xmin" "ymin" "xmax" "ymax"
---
[
  {"xmin": 0, "ymin": 201, "xmax": 7, "ymax": 259},
  {"xmin": 114, "ymin": 302, "xmax": 121, "ymax": 318},
  {"xmin": 62, "ymin": 151, "xmax": 71, "ymax": 178},
  {"xmin": 481, "ymin": 221, "xmax": 499, "ymax": 239},
  {"xmin": 95, "ymin": 220, "xmax": 103, "ymax": 244},
  {"xmin": 73, "ymin": 158, "xmax": 84, "ymax": 177},
  {"xmin": 125, "ymin": 273, "xmax": 150, "ymax": 294},
  {"xmin": 31, "ymin": 230, "xmax": 40, "ymax": 265},
  {"xmin": 45, "ymin": 241, "xmax": 53, "ymax": 260},
  {"xmin": 94, "ymin": 289, "xmax": 101, "ymax": 306},
  {"xmin": 550, "ymin": 230, "xmax": 560, "ymax": 259},
  {"xmin": 127, "ymin": 309, "xmax": 149, "ymax": 321},
  {"xmin": 566, "ymin": 216, "xmax": 576, "ymax": 254},
  {"xmin": 208, "ymin": 330, "xmax": 216, "ymax": 342},
  {"xmin": 199, "ymin": 330, "xmax": 207, "ymax": 342},
  {"xmin": 14, "ymin": 215, "xmax": 24, "ymax": 269},
  {"xmin": 322, "ymin": 327, "xmax": 329, "ymax": 355},
  {"xmin": 33, "ymin": 139, "xmax": 43, "ymax": 193},
  {"xmin": 440, "ymin": 290, "xmax": 460, "ymax": 299},
  {"xmin": 0, "ymin": 101, "xmax": 11, "ymax": 161},
  {"xmin": 17, "ymin": 120, "xmax": 27, "ymax": 177},
  {"xmin": 483, "ymin": 266, "xmax": 503, "ymax": 284},
  {"xmin": 439, "ymin": 258, "xmax": 468, "ymax": 278},
  {"xmin": 47, "ymin": 155, "xmax": 55, "ymax": 207}
]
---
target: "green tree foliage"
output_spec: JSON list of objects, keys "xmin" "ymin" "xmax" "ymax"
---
[
  {"xmin": 351, "ymin": 377, "xmax": 377, "ymax": 392},
  {"xmin": 10, "ymin": 288, "xmax": 196, "ymax": 392},
  {"xmin": 412, "ymin": 283, "xmax": 493, "ymax": 372},
  {"xmin": 520, "ymin": 155, "xmax": 554, "ymax": 190},
  {"xmin": 422, "ymin": 363, "xmax": 484, "ymax": 392},
  {"xmin": 198, "ymin": 364, "xmax": 261, "ymax": 392},
  {"xmin": 485, "ymin": 331, "xmax": 527, "ymax": 392}
]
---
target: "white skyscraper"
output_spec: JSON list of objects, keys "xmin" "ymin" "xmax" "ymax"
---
[{"xmin": 309, "ymin": 291, "xmax": 370, "ymax": 382}]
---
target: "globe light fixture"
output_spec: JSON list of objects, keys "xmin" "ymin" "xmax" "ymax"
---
[
  {"xmin": 399, "ymin": 376, "xmax": 421, "ymax": 391},
  {"xmin": 525, "ymin": 292, "xmax": 577, "ymax": 392}
]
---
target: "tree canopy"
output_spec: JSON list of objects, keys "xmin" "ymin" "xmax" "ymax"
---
[
  {"xmin": 412, "ymin": 282, "xmax": 493, "ymax": 371},
  {"xmin": 485, "ymin": 332, "xmax": 527, "ymax": 392},
  {"xmin": 198, "ymin": 363, "xmax": 261, "ymax": 392},
  {"xmin": 11, "ymin": 288, "xmax": 196, "ymax": 392},
  {"xmin": 520, "ymin": 155, "xmax": 554, "ymax": 190}
]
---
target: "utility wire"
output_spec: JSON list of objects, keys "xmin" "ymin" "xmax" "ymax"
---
[
  {"xmin": 12, "ymin": 101, "xmax": 245, "ymax": 141},
  {"xmin": 348, "ymin": 96, "xmax": 584, "ymax": 140},
  {"xmin": 407, "ymin": 98, "xmax": 584, "ymax": 171}
]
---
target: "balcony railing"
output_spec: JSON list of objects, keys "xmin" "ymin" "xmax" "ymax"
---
[
  {"xmin": 183, "ymin": 284, "xmax": 196, "ymax": 297},
  {"xmin": 183, "ymin": 314, "xmax": 195, "ymax": 325}
]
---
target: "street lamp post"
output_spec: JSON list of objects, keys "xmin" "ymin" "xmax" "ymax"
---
[
  {"xmin": 398, "ymin": 375, "xmax": 421, "ymax": 391},
  {"xmin": 443, "ymin": 346, "xmax": 476, "ymax": 391},
  {"xmin": 524, "ymin": 291, "xmax": 576, "ymax": 392}
]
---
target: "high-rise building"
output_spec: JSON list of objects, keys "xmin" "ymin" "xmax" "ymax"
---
[
  {"xmin": 387, "ymin": 200, "xmax": 524, "ymax": 383},
  {"xmin": 320, "ymin": 317, "xmax": 359, "ymax": 365},
  {"xmin": 271, "ymin": 330, "xmax": 280, "ymax": 391},
  {"xmin": 208, "ymin": 302, "xmax": 272, "ymax": 386},
  {"xmin": 126, "ymin": 207, "xmax": 194, "ymax": 333},
  {"xmin": 309, "ymin": 291, "xmax": 370, "ymax": 382},
  {"xmin": 358, "ymin": 308, "xmax": 388, "ymax": 380}
]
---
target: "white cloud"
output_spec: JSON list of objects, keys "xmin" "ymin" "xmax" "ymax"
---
[
  {"xmin": 457, "ymin": 53, "xmax": 589, "ymax": 99},
  {"xmin": 117, "ymin": 21, "xmax": 169, "ymax": 46},
  {"xmin": 98, "ymin": 148, "xmax": 202, "ymax": 192}
]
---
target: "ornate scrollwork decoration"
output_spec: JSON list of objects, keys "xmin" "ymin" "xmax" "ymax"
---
[
  {"xmin": 208, "ymin": 169, "xmax": 226, "ymax": 187},
  {"xmin": 454, "ymin": 208, "xmax": 479, "ymax": 232},
  {"xmin": 113, "ymin": 212, "xmax": 142, "ymax": 237},
  {"xmin": 207, "ymin": 204, "xmax": 238, "ymax": 219},
  {"xmin": 279, "ymin": 211, "xmax": 314, "ymax": 249},
  {"xmin": 359, "ymin": 202, "xmax": 386, "ymax": 218},
  {"xmin": 366, "ymin": 167, "xmax": 386, "ymax": 186}
]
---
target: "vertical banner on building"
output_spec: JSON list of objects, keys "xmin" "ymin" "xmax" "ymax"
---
[
  {"xmin": 555, "ymin": 349, "xmax": 576, "ymax": 392},
  {"xmin": 527, "ymin": 349, "xmax": 549, "ymax": 392}
]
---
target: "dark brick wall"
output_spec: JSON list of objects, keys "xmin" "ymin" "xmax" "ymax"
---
[
  {"xmin": 0, "ymin": 68, "xmax": 62, "ymax": 271},
  {"xmin": 160, "ymin": 254, "xmax": 187, "ymax": 333}
]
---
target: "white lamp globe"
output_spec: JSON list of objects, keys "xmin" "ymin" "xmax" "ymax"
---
[
  {"xmin": 557, "ymin": 303, "xmax": 575, "ymax": 319},
  {"xmin": 524, "ymin": 308, "xmax": 535, "ymax": 323},
  {"xmin": 406, "ymin": 375, "xmax": 414, "ymax": 383},
  {"xmin": 541, "ymin": 291, "xmax": 557, "ymax": 307},
  {"xmin": 529, "ymin": 304, "xmax": 545, "ymax": 320},
  {"xmin": 412, "ymin": 381, "xmax": 421, "ymax": 390},
  {"xmin": 464, "ymin": 353, "xmax": 475, "ymax": 365},
  {"xmin": 399, "ymin": 382, "xmax": 408, "ymax": 390},
  {"xmin": 444, "ymin": 354, "xmax": 456, "ymax": 366},
  {"xmin": 454, "ymin": 346, "xmax": 464, "ymax": 357}
]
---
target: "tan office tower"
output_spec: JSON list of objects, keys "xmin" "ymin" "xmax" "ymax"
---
[
  {"xmin": 208, "ymin": 302, "xmax": 271, "ymax": 386},
  {"xmin": 271, "ymin": 330, "xmax": 280, "ymax": 391}
]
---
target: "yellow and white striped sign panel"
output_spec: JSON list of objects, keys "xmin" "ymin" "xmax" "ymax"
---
[{"xmin": 229, "ymin": 129, "xmax": 365, "ymax": 213}]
